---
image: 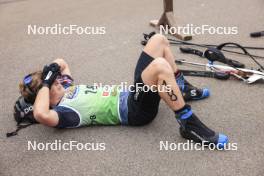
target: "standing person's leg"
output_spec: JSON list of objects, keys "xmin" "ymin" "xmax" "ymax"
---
[
  {"xmin": 143, "ymin": 34, "xmax": 210, "ymax": 101},
  {"xmin": 141, "ymin": 58, "xmax": 228, "ymax": 148}
]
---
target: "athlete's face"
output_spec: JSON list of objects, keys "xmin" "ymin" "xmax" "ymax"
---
[{"xmin": 50, "ymin": 79, "xmax": 65, "ymax": 105}]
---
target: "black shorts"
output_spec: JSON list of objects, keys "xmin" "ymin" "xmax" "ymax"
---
[{"xmin": 127, "ymin": 51, "xmax": 161, "ymax": 126}]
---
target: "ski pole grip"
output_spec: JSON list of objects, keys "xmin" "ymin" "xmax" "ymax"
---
[
  {"xmin": 214, "ymin": 72, "xmax": 230, "ymax": 80},
  {"xmin": 250, "ymin": 31, "xmax": 264, "ymax": 38},
  {"xmin": 225, "ymin": 58, "xmax": 245, "ymax": 68},
  {"xmin": 180, "ymin": 47, "xmax": 203, "ymax": 57}
]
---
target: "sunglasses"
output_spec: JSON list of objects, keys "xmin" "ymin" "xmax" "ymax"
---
[
  {"xmin": 24, "ymin": 74, "xmax": 62, "ymax": 87},
  {"xmin": 24, "ymin": 74, "xmax": 33, "ymax": 85},
  {"xmin": 22, "ymin": 74, "xmax": 37, "ymax": 103}
]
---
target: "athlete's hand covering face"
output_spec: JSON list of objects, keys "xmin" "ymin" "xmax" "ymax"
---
[{"xmin": 42, "ymin": 63, "xmax": 61, "ymax": 88}]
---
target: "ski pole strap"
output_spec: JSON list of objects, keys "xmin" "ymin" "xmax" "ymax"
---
[
  {"xmin": 217, "ymin": 42, "xmax": 264, "ymax": 71},
  {"xmin": 6, "ymin": 123, "xmax": 35, "ymax": 137},
  {"xmin": 204, "ymin": 47, "xmax": 225, "ymax": 62}
]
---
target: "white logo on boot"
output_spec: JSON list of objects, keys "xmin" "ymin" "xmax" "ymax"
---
[{"xmin": 191, "ymin": 90, "xmax": 197, "ymax": 97}]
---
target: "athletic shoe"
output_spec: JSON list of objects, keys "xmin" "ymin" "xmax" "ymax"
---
[
  {"xmin": 182, "ymin": 81, "xmax": 210, "ymax": 101},
  {"xmin": 177, "ymin": 113, "xmax": 228, "ymax": 149},
  {"xmin": 175, "ymin": 72, "xmax": 210, "ymax": 101}
]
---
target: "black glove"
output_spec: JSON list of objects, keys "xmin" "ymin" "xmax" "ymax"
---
[{"xmin": 42, "ymin": 63, "xmax": 61, "ymax": 88}]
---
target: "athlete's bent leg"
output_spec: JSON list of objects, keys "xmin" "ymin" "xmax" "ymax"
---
[
  {"xmin": 143, "ymin": 34, "xmax": 178, "ymax": 72},
  {"xmin": 141, "ymin": 58, "xmax": 228, "ymax": 148},
  {"xmin": 141, "ymin": 57, "xmax": 184, "ymax": 110},
  {"xmin": 143, "ymin": 34, "xmax": 210, "ymax": 101}
]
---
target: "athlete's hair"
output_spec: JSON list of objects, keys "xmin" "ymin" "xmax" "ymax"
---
[{"xmin": 19, "ymin": 71, "xmax": 42, "ymax": 101}]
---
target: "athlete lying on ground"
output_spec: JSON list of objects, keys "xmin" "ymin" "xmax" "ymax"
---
[{"xmin": 17, "ymin": 34, "xmax": 228, "ymax": 147}]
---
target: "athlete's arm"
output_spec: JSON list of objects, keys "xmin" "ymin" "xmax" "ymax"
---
[
  {"xmin": 33, "ymin": 63, "xmax": 61, "ymax": 127},
  {"xmin": 34, "ymin": 59, "xmax": 74, "ymax": 127},
  {"xmin": 52, "ymin": 58, "xmax": 71, "ymax": 76},
  {"xmin": 33, "ymin": 86, "xmax": 59, "ymax": 127}
]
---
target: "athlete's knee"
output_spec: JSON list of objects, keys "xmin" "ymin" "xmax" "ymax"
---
[
  {"xmin": 150, "ymin": 34, "xmax": 169, "ymax": 46},
  {"xmin": 151, "ymin": 57, "xmax": 173, "ymax": 74}
]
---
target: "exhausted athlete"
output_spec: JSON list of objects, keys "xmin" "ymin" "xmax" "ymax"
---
[{"xmin": 12, "ymin": 34, "xmax": 228, "ymax": 148}]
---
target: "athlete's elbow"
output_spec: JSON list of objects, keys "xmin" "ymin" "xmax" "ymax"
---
[
  {"xmin": 33, "ymin": 110, "xmax": 49, "ymax": 122},
  {"xmin": 53, "ymin": 58, "xmax": 68, "ymax": 70}
]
